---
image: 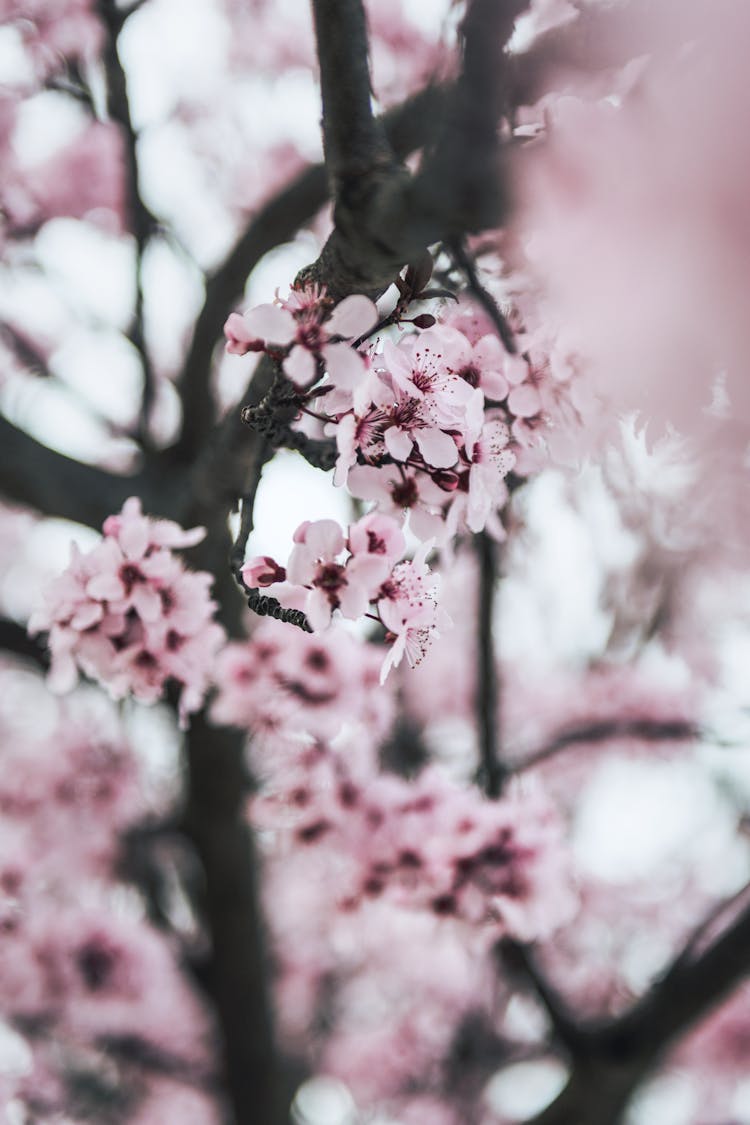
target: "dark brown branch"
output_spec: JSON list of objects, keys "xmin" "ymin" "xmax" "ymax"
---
[
  {"xmin": 519, "ymin": 890, "xmax": 750, "ymax": 1125},
  {"xmin": 302, "ymin": 0, "xmax": 529, "ymax": 299},
  {"xmin": 182, "ymin": 716, "xmax": 287, "ymax": 1125},
  {"xmin": 0, "ymin": 414, "xmax": 176, "ymax": 529},
  {"xmin": 512, "ymin": 717, "xmax": 699, "ymax": 773},
  {"xmin": 498, "ymin": 939, "xmax": 586, "ymax": 1055},
  {"xmin": 175, "ymin": 84, "xmax": 447, "ymax": 460},
  {"xmin": 97, "ymin": 0, "xmax": 157, "ymax": 447},
  {"xmin": 0, "ymin": 617, "xmax": 49, "ymax": 669},
  {"xmin": 310, "ymin": 0, "xmax": 393, "ymax": 189},
  {"xmin": 449, "ymin": 238, "xmax": 516, "ymax": 354},
  {"xmin": 475, "ymin": 532, "xmax": 506, "ymax": 797},
  {"xmin": 389, "ymin": 0, "xmax": 530, "ymax": 253}
]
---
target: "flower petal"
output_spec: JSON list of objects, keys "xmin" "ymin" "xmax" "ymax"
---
[
  {"xmin": 244, "ymin": 303, "xmax": 297, "ymax": 344},
  {"xmin": 327, "ymin": 294, "xmax": 378, "ymax": 339},
  {"xmin": 324, "ymin": 341, "xmax": 366, "ymax": 388},
  {"xmin": 415, "ymin": 427, "xmax": 458, "ymax": 468},
  {"xmin": 284, "ymin": 345, "xmax": 317, "ymax": 386},
  {"xmin": 384, "ymin": 426, "xmax": 413, "ymax": 461}
]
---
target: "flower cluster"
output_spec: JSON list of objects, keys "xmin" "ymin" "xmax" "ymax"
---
[
  {"xmin": 225, "ymin": 282, "xmax": 378, "ymax": 387},
  {"xmin": 210, "ymin": 619, "xmax": 394, "ymax": 750},
  {"xmin": 29, "ymin": 499, "xmax": 225, "ymax": 724},
  {"xmin": 326, "ymin": 324, "xmax": 519, "ymax": 540},
  {"xmin": 242, "ymin": 513, "xmax": 450, "ymax": 681},
  {"xmin": 255, "ymin": 760, "xmax": 575, "ymax": 941}
]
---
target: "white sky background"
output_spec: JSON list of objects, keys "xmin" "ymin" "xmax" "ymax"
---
[{"xmin": 2, "ymin": 2, "xmax": 750, "ymax": 1122}]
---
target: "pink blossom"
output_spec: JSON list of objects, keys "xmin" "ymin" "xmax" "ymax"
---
[
  {"xmin": 29, "ymin": 499, "xmax": 224, "ymax": 725},
  {"xmin": 285, "ymin": 518, "xmax": 390, "ymax": 631},
  {"xmin": 223, "ymin": 284, "xmax": 377, "ymax": 387},
  {"xmin": 348, "ymin": 464, "xmax": 449, "ymax": 543},
  {"xmin": 377, "ymin": 540, "xmax": 450, "ymax": 682},
  {"xmin": 465, "ymin": 417, "xmax": 516, "ymax": 533},
  {"xmin": 377, "ymin": 327, "xmax": 481, "ymax": 467}
]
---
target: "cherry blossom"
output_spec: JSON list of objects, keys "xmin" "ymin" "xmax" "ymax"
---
[
  {"xmin": 224, "ymin": 283, "xmax": 378, "ymax": 387},
  {"xmin": 29, "ymin": 499, "xmax": 225, "ymax": 725}
]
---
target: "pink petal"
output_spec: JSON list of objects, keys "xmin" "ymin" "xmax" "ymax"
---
[
  {"xmin": 379, "ymin": 631, "xmax": 406, "ymax": 684},
  {"xmin": 284, "ymin": 345, "xmax": 317, "ymax": 386},
  {"xmin": 305, "ymin": 588, "xmax": 333, "ymax": 632},
  {"xmin": 508, "ymin": 384, "xmax": 542, "ymax": 417},
  {"xmin": 304, "ymin": 519, "xmax": 345, "ymax": 560},
  {"xmin": 244, "ymin": 303, "xmax": 297, "ymax": 345},
  {"xmin": 481, "ymin": 370, "xmax": 509, "ymax": 401},
  {"xmin": 504, "ymin": 355, "xmax": 529, "ymax": 386},
  {"xmin": 119, "ymin": 518, "xmax": 150, "ymax": 560},
  {"xmin": 324, "ymin": 341, "xmax": 365, "ymax": 388},
  {"xmin": 337, "ymin": 579, "xmax": 370, "ymax": 621},
  {"xmin": 382, "ymin": 339, "xmax": 424, "ymax": 398},
  {"xmin": 71, "ymin": 602, "xmax": 104, "ymax": 630},
  {"xmin": 384, "ymin": 426, "xmax": 414, "ymax": 461},
  {"xmin": 414, "ymin": 427, "xmax": 458, "ymax": 468},
  {"xmin": 86, "ymin": 573, "xmax": 125, "ymax": 601},
  {"xmin": 327, "ymin": 294, "xmax": 378, "ymax": 339}
]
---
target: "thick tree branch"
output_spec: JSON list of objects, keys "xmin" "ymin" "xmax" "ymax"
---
[
  {"xmin": 519, "ymin": 888, "xmax": 750, "ymax": 1125},
  {"xmin": 302, "ymin": 0, "xmax": 529, "ymax": 299},
  {"xmin": 0, "ymin": 617, "xmax": 49, "ymax": 669},
  {"xmin": 0, "ymin": 414, "xmax": 176, "ymax": 529},
  {"xmin": 182, "ymin": 716, "xmax": 286, "ymax": 1125},
  {"xmin": 310, "ymin": 0, "xmax": 393, "ymax": 189},
  {"xmin": 175, "ymin": 84, "xmax": 448, "ymax": 460}
]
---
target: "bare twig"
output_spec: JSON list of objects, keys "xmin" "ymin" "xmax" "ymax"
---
[
  {"xmin": 448, "ymin": 238, "xmax": 516, "ymax": 354},
  {"xmin": 517, "ymin": 890, "xmax": 750, "ymax": 1125},
  {"xmin": 97, "ymin": 0, "xmax": 157, "ymax": 448},
  {"xmin": 512, "ymin": 716, "xmax": 699, "ymax": 773},
  {"xmin": 475, "ymin": 532, "xmax": 506, "ymax": 797},
  {"xmin": 498, "ymin": 938, "xmax": 586, "ymax": 1056}
]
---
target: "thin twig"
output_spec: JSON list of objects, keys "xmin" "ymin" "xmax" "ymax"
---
[
  {"xmin": 97, "ymin": 0, "xmax": 157, "ymax": 448},
  {"xmin": 449, "ymin": 238, "xmax": 516, "ymax": 353},
  {"xmin": 475, "ymin": 532, "xmax": 506, "ymax": 797},
  {"xmin": 512, "ymin": 716, "xmax": 699, "ymax": 773},
  {"xmin": 497, "ymin": 938, "xmax": 586, "ymax": 1055}
]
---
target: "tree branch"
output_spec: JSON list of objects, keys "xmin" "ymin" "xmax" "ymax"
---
[
  {"xmin": 0, "ymin": 414, "xmax": 176, "ymax": 529},
  {"xmin": 310, "ymin": 0, "xmax": 393, "ymax": 190},
  {"xmin": 97, "ymin": 0, "xmax": 157, "ymax": 447},
  {"xmin": 512, "ymin": 716, "xmax": 699, "ymax": 773},
  {"xmin": 475, "ymin": 532, "xmax": 506, "ymax": 797},
  {"xmin": 519, "ymin": 889, "xmax": 750, "ymax": 1125},
  {"xmin": 448, "ymin": 238, "xmax": 516, "ymax": 354},
  {"xmin": 175, "ymin": 83, "xmax": 448, "ymax": 460}
]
